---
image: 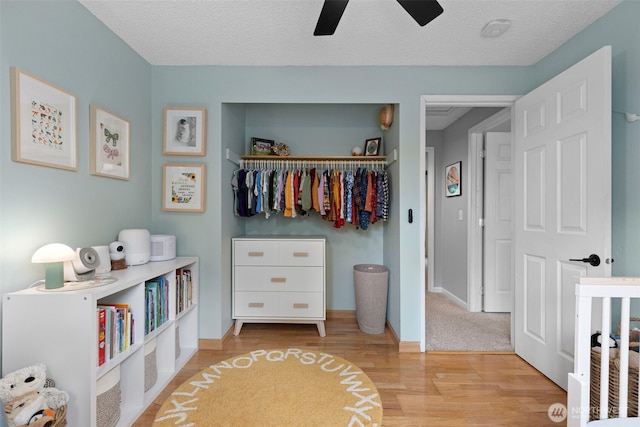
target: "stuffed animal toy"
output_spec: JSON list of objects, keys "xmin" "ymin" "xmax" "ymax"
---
[
  {"xmin": 0, "ymin": 363, "xmax": 68, "ymax": 427},
  {"xmin": 591, "ymin": 332, "xmax": 618, "ymax": 348},
  {"xmin": 4, "ymin": 391, "xmax": 53, "ymax": 427}
]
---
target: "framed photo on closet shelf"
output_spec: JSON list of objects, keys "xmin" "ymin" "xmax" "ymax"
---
[
  {"xmin": 251, "ymin": 137, "xmax": 274, "ymax": 156},
  {"xmin": 364, "ymin": 137, "xmax": 381, "ymax": 156}
]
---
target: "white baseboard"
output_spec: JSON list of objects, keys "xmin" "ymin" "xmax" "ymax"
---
[{"xmin": 431, "ymin": 286, "xmax": 468, "ymax": 310}]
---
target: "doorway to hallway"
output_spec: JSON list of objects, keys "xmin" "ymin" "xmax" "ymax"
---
[{"xmin": 420, "ymin": 96, "xmax": 518, "ymax": 352}]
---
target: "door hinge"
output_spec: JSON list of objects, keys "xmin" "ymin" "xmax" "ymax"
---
[
  {"xmin": 480, "ymin": 149, "xmax": 487, "ymax": 158},
  {"xmin": 479, "ymin": 218, "xmax": 485, "ymax": 227}
]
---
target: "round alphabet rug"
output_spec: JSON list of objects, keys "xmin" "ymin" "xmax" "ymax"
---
[{"xmin": 153, "ymin": 348, "xmax": 383, "ymax": 426}]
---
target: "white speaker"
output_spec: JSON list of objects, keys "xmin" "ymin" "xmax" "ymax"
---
[
  {"xmin": 150, "ymin": 235, "xmax": 176, "ymax": 262},
  {"xmin": 64, "ymin": 247, "xmax": 100, "ymax": 281},
  {"xmin": 118, "ymin": 229, "xmax": 150, "ymax": 266}
]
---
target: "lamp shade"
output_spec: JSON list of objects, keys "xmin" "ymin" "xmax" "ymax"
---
[
  {"xmin": 32, "ymin": 243, "xmax": 76, "ymax": 290},
  {"xmin": 32, "ymin": 243, "xmax": 76, "ymax": 263}
]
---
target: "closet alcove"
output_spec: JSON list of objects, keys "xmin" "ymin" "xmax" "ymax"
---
[{"xmin": 221, "ymin": 103, "xmax": 399, "ymax": 312}]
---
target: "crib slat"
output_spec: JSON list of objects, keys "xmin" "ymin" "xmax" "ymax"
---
[
  {"xmin": 600, "ymin": 297, "xmax": 611, "ymax": 419},
  {"xmin": 619, "ymin": 297, "xmax": 631, "ymax": 418}
]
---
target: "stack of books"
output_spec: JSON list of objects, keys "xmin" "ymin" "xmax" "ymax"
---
[
  {"xmin": 176, "ymin": 268, "xmax": 193, "ymax": 314},
  {"xmin": 145, "ymin": 277, "xmax": 169, "ymax": 336},
  {"xmin": 97, "ymin": 303, "xmax": 133, "ymax": 367}
]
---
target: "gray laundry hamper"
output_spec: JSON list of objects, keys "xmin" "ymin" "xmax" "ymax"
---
[{"xmin": 353, "ymin": 264, "xmax": 389, "ymax": 334}]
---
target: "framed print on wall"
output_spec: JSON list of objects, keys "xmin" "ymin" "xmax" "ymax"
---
[
  {"xmin": 163, "ymin": 107, "xmax": 207, "ymax": 156},
  {"xmin": 90, "ymin": 104, "xmax": 130, "ymax": 180},
  {"xmin": 445, "ymin": 161, "xmax": 461, "ymax": 197},
  {"xmin": 10, "ymin": 67, "xmax": 78, "ymax": 171},
  {"xmin": 364, "ymin": 137, "xmax": 381, "ymax": 156},
  {"xmin": 162, "ymin": 164, "xmax": 206, "ymax": 212}
]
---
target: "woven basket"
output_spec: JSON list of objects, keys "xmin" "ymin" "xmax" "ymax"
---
[
  {"xmin": 96, "ymin": 366, "xmax": 121, "ymax": 427},
  {"xmin": 175, "ymin": 325, "xmax": 181, "ymax": 359},
  {"xmin": 144, "ymin": 338, "xmax": 158, "ymax": 392},
  {"xmin": 590, "ymin": 348, "xmax": 640, "ymax": 420},
  {"xmin": 51, "ymin": 404, "xmax": 67, "ymax": 427},
  {"xmin": 42, "ymin": 379, "xmax": 67, "ymax": 427}
]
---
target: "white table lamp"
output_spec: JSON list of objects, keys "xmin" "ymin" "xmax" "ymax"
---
[{"xmin": 32, "ymin": 243, "xmax": 76, "ymax": 289}]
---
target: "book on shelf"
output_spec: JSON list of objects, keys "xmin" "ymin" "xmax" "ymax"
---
[
  {"xmin": 145, "ymin": 276, "xmax": 169, "ymax": 335},
  {"xmin": 98, "ymin": 303, "xmax": 133, "ymax": 355},
  {"xmin": 97, "ymin": 308, "xmax": 106, "ymax": 366},
  {"xmin": 176, "ymin": 268, "xmax": 192, "ymax": 314}
]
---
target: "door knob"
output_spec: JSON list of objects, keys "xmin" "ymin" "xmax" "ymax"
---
[{"xmin": 569, "ymin": 254, "xmax": 601, "ymax": 267}]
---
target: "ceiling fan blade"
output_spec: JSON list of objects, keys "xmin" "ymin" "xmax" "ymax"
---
[
  {"xmin": 314, "ymin": 0, "xmax": 349, "ymax": 36},
  {"xmin": 396, "ymin": 0, "xmax": 444, "ymax": 27}
]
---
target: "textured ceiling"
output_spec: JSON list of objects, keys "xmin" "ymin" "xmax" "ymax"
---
[{"xmin": 79, "ymin": 0, "xmax": 621, "ymax": 66}]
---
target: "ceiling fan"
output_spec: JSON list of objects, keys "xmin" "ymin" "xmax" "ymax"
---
[{"xmin": 314, "ymin": 0, "xmax": 444, "ymax": 36}]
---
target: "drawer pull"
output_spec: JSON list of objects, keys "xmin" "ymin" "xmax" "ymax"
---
[
  {"xmin": 293, "ymin": 252, "xmax": 309, "ymax": 257},
  {"xmin": 271, "ymin": 277, "xmax": 287, "ymax": 283},
  {"xmin": 293, "ymin": 303, "xmax": 309, "ymax": 309},
  {"xmin": 248, "ymin": 302, "xmax": 264, "ymax": 308},
  {"xmin": 248, "ymin": 251, "xmax": 264, "ymax": 257}
]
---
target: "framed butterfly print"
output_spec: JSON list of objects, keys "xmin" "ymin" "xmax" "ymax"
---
[
  {"xmin": 10, "ymin": 67, "xmax": 78, "ymax": 171},
  {"xmin": 163, "ymin": 107, "xmax": 207, "ymax": 156},
  {"xmin": 90, "ymin": 104, "xmax": 130, "ymax": 180}
]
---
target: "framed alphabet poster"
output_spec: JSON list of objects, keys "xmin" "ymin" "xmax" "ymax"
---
[{"xmin": 10, "ymin": 67, "xmax": 78, "ymax": 171}]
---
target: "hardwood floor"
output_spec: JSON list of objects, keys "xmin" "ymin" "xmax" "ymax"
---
[{"xmin": 134, "ymin": 312, "xmax": 566, "ymax": 426}]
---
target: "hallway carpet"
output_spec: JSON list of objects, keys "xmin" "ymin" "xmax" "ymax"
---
[{"xmin": 426, "ymin": 292, "xmax": 512, "ymax": 352}]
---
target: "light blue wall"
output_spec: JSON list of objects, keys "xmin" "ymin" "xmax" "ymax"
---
[
  {"xmin": 0, "ymin": 0, "xmax": 151, "ymax": 301},
  {"xmin": 150, "ymin": 66, "xmax": 531, "ymax": 340}
]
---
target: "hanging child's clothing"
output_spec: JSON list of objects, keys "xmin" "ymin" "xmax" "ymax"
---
[{"xmin": 231, "ymin": 161, "xmax": 389, "ymax": 230}]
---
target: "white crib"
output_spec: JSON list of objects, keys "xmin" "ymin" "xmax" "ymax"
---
[{"xmin": 568, "ymin": 277, "xmax": 640, "ymax": 426}]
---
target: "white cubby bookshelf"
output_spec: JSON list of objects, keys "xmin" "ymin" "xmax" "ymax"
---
[{"xmin": 2, "ymin": 257, "xmax": 199, "ymax": 427}]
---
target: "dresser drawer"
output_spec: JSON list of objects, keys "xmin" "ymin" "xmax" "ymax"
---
[
  {"xmin": 279, "ymin": 292, "xmax": 324, "ymax": 318},
  {"xmin": 234, "ymin": 292, "xmax": 278, "ymax": 317},
  {"xmin": 278, "ymin": 241, "xmax": 324, "ymax": 266},
  {"xmin": 232, "ymin": 236, "xmax": 326, "ymax": 336},
  {"xmin": 234, "ymin": 240, "xmax": 279, "ymax": 265},
  {"xmin": 234, "ymin": 267, "xmax": 324, "ymax": 292}
]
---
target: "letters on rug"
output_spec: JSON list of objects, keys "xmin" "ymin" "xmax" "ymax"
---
[{"xmin": 153, "ymin": 348, "xmax": 383, "ymax": 426}]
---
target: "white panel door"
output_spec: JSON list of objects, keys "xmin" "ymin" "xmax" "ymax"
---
[
  {"xmin": 514, "ymin": 46, "xmax": 612, "ymax": 389},
  {"xmin": 484, "ymin": 132, "xmax": 513, "ymax": 313}
]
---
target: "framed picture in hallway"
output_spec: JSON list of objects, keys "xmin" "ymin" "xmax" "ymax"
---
[{"xmin": 445, "ymin": 161, "xmax": 461, "ymax": 197}]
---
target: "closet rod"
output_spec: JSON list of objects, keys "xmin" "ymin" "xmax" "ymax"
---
[
  {"xmin": 239, "ymin": 159, "xmax": 387, "ymax": 170},
  {"xmin": 226, "ymin": 147, "xmax": 398, "ymax": 167}
]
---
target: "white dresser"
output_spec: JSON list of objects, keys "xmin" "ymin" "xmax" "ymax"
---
[{"xmin": 232, "ymin": 236, "xmax": 326, "ymax": 336}]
